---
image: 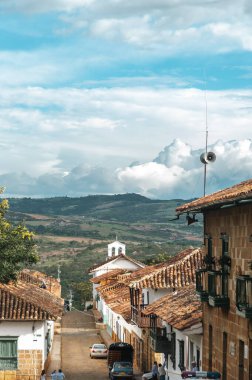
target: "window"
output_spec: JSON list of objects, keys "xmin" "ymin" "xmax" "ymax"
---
[
  {"xmin": 203, "ymin": 235, "xmax": 215, "ymax": 267},
  {"xmin": 236, "ymin": 276, "xmax": 252, "ymax": 311},
  {"xmin": 207, "ymin": 235, "xmax": 213, "ymax": 257},
  {"xmin": 222, "ymin": 332, "xmax": 227, "ymax": 380},
  {"xmin": 208, "ymin": 325, "xmax": 212, "ymax": 371},
  {"xmin": 208, "ymin": 272, "xmax": 216, "ymax": 297},
  {"xmin": 170, "ymin": 333, "xmax": 176, "ymax": 370},
  {"xmin": 239, "ymin": 340, "xmax": 244, "ymax": 380},
  {"xmin": 221, "ymin": 234, "xmax": 229, "ymax": 256},
  {"xmin": 178, "ymin": 340, "xmax": 185, "ymax": 371},
  {"xmin": 222, "ymin": 273, "xmax": 229, "ymax": 297},
  {"xmin": 0, "ymin": 337, "xmax": 18, "ymax": 370}
]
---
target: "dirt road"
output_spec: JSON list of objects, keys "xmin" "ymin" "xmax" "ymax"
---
[{"xmin": 61, "ymin": 310, "xmax": 108, "ymax": 380}]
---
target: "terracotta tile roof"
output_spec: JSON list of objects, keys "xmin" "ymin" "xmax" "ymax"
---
[
  {"xmin": 143, "ymin": 284, "xmax": 202, "ymax": 330},
  {"xmin": 0, "ymin": 280, "xmax": 64, "ymax": 321},
  {"xmin": 99, "ymin": 283, "xmax": 131, "ymax": 321},
  {"xmin": 90, "ymin": 269, "xmax": 129, "ymax": 284},
  {"xmin": 176, "ymin": 178, "xmax": 252, "ymax": 214},
  {"xmin": 93, "ymin": 248, "xmax": 202, "ymax": 322},
  {"xmin": 19, "ymin": 269, "xmax": 61, "ymax": 297},
  {"xmin": 88, "ymin": 254, "xmax": 145, "ymax": 273},
  {"xmin": 129, "ymin": 248, "xmax": 202, "ymax": 289}
]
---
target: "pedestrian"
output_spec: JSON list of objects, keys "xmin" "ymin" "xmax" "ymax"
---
[
  {"xmin": 57, "ymin": 369, "xmax": 65, "ymax": 380},
  {"xmin": 191, "ymin": 361, "xmax": 197, "ymax": 371},
  {"xmin": 151, "ymin": 361, "xmax": 158, "ymax": 380},
  {"xmin": 158, "ymin": 363, "xmax": 166, "ymax": 380},
  {"xmin": 51, "ymin": 370, "xmax": 57, "ymax": 380},
  {"xmin": 40, "ymin": 280, "xmax": 47, "ymax": 289},
  {"xmin": 40, "ymin": 369, "xmax": 46, "ymax": 380}
]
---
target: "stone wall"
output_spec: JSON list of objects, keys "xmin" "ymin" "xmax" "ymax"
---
[
  {"xmin": 0, "ymin": 349, "xmax": 42, "ymax": 380},
  {"xmin": 202, "ymin": 203, "xmax": 252, "ymax": 380}
]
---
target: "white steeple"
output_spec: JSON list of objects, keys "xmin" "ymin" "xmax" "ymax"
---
[{"xmin": 108, "ymin": 238, "xmax": 126, "ymax": 258}]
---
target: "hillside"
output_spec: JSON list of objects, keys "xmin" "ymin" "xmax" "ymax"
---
[
  {"xmin": 6, "ymin": 194, "xmax": 203, "ymax": 307},
  {"xmin": 8, "ymin": 193, "xmax": 187, "ymax": 222}
]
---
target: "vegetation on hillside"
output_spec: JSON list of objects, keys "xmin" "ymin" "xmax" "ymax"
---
[{"xmin": 5, "ymin": 193, "xmax": 203, "ymax": 308}]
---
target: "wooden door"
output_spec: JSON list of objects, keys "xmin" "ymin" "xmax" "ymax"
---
[{"xmin": 239, "ymin": 340, "xmax": 244, "ymax": 380}]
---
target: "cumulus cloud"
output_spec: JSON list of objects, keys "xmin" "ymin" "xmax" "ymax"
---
[
  {"xmin": 0, "ymin": 86, "xmax": 251, "ymax": 180},
  {"xmin": 1, "ymin": 139, "xmax": 252, "ymax": 199},
  {"xmin": 117, "ymin": 139, "xmax": 252, "ymax": 199}
]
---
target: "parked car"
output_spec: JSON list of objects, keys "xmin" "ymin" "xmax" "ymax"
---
[
  {"xmin": 110, "ymin": 361, "xmax": 134, "ymax": 380},
  {"xmin": 89, "ymin": 343, "xmax": 108, "ymax": 358},
  {"xmin": 141, "ymin": 372, "xmax": 152, "ymax": 380},
  {"xmin": 108, "ymin": 342, "xmax": 134, "ymax": 374}
]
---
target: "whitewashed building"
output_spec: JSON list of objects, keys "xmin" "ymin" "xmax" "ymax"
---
[
  {"xmin": 89, "ymin": 240, "xmax": 145, "ymax": 306},
  {"xmin": 0, "ymin": 271, "xmax": 64, "ymax": 380}
]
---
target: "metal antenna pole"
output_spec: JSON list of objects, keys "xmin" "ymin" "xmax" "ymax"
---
[{"xmin": 204, "ymin": 74, "xmax": 208, "ymax": 197}]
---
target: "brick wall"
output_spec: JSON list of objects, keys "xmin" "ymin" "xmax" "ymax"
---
[
  {"xmin": 0, "ymin": 349, "xmax": 42, "ymax": 380},
  {"xmin": 202, "ymin": 204, "xmax": 252, "ymax": 380}
]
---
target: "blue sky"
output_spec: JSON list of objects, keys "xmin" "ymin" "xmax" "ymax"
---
[{"xmin": 0, "ymin": 0, "xmax": 251, "ymax": 199}]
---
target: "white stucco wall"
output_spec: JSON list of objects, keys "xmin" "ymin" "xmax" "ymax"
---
[
  {"xmin": 143, "ymin": 288, "xmax": 171, "ymax": 305},
  {"xmin": 158, "ymin": 323, "xmax": 202, "ymax": 380},
  {"xmin": 0, "ymin": 320, "xmax": 54, "ymax": 365},
  {"xmin": 91, "ymin": 257, "xmax": 144, "ymax": 301}
]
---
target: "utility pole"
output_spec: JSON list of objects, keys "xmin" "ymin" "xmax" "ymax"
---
[
  {"xmin": 69, "ymin": 289, "xmax": 73, "ymax": 311},
  {"xmin": 57, "ymin": 264, "xmax": 61, "ymax": 282}
]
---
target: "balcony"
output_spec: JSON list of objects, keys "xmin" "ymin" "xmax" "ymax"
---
[
  {"xmin": 150, "ymin": 329, "xmax": 172, "ymax": 354},
  {"xmin": 236, "ymin": 275, "xmax": 252, "ymax": 319},
  {"xmin": 131, "ymin": 305, "xmax": 151, "ymax": 327},
  {"xmin": 208, "ymin": 295, "xmax": 230, "ymax": 308},
  {"xmin": 208, "ymin": 270, "xmax": 230, "ymax": 309},
  {"xmin": 196, "ymin": 269, "xmax": 209, "ymax": 302}
]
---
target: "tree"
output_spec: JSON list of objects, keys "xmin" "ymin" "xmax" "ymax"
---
[
  {"xmin": 0, "ymin": 194, "xmax": 38, "ymax": 283},
  {"xmin": 72, "ymin": 281, "xmax": 92, "ymax": 310},
  {"xmin": 144, "ymin": 252, "xmax": 172, "ymax": 265}
]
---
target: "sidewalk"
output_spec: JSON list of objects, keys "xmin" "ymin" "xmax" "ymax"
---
[{"xmin": 46, "ymin": 334, "xmax": 61, "ymax": 375}]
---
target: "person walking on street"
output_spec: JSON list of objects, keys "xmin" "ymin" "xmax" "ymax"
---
[
  {"xmin": 40, "ymin": 369, "xmax": 46, "ymax": 380},
  {"xmin": 51, "ymin": 370, "xmax": 57, "ymax": 380},
  {"xmin": 158, "ymin": 363, "xmax": 166, "ymax": 380},
  {"xmin": 57, "ymin": 369, "xmax": 65, "ymax": 380},
  {"xmin": 152, "ymin": 361, "xmax": 158, "ymax": 380}
]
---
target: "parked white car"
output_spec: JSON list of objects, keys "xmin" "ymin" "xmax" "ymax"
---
[
  {"xmin": 142, "ymin": 372, "xmax": 152, "ymax": 380},
  {"xmin": 89, "ymin": 343, "xmax": 108, "ymax": 358}
]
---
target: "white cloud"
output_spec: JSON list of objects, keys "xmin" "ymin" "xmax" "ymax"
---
[
  {"xmin": 1, "ymin": 0, "xmax": 251, "ymax": 53},
  {"xmin": 1, "ymin": 138, "xmax": 252, "ymax": 199},
  {"xmin": 0, "ymin": 0, "xmax": 93, "ymax": 14},
  {"xmin": 116, "ymin": 138, "xmax": 252, "ymax": 198},
  {"xmin": 0, "ymin": 86, "xmax": 251, "ymax": 180}
]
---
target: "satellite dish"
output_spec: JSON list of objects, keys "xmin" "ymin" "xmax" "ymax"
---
[{"xmin": 200, "ymin": 151, "xmax": 216, "ymax": 164}]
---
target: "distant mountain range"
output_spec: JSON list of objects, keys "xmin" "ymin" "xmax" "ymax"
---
[{"xmin": 8, "ymin": 193, "xmax": 194, "ymax": 223}]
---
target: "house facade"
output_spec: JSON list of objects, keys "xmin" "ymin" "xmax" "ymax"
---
[
  {"xmin": 0, "ymin": 270, "xmax": 63, "ymax": 380},
  {"xmin": 129, "ymin": 248, "xmax": 203, "ymax": 376},
  {"xmin": 177, "ymin": 178, "xmax": 252, "ymax": 380},
  {"xmin": 89, "ymin": 239, "xmax": 145, "ymax": 306},
  {"xmin": 91, "ymin": 247, "xmax": 203, "ymax": 376}
]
